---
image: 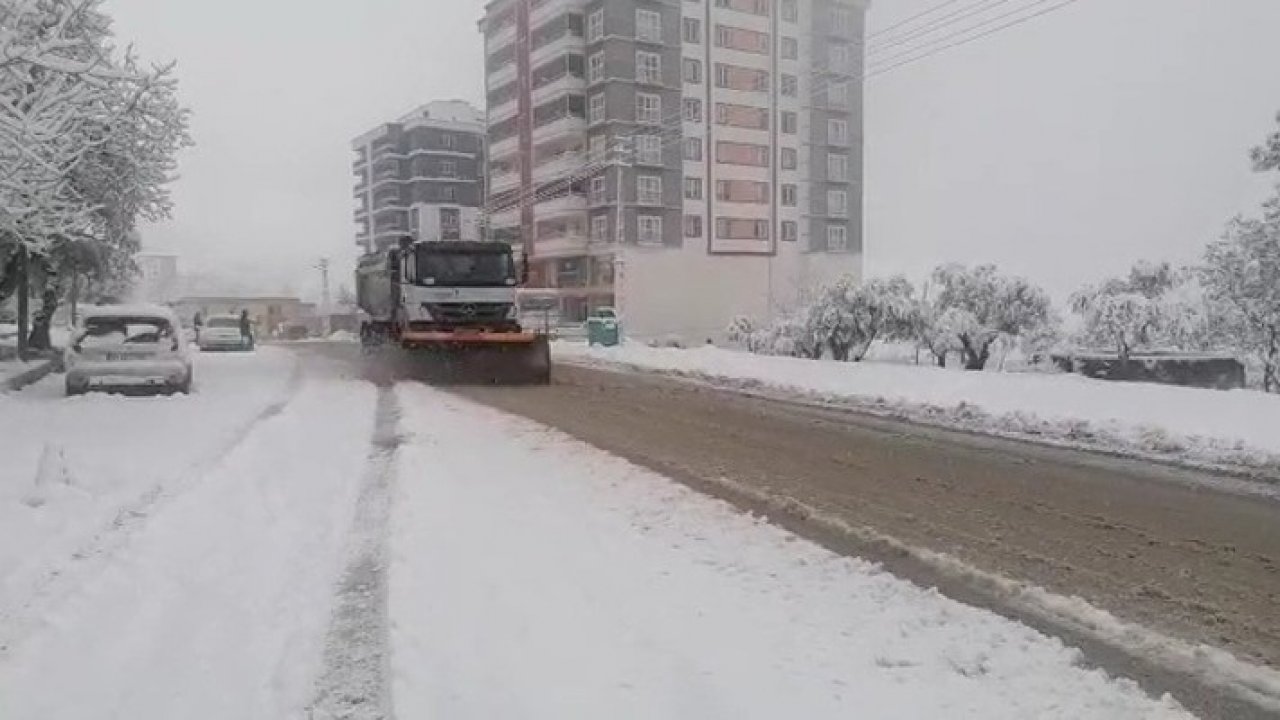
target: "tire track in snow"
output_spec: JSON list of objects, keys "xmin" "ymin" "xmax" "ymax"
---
[
  {"xmin": 307, "ymin": 386, "xmax": 400, "ymax": 720},
  {"xmin": 0, "ymin": 355, "xmax": 305, "ymax": 659}
]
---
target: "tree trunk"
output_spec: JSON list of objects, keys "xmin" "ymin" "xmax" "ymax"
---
[
  {"xmin": 1265, "ymin": 328, "xmax": 1279, "ymax": 394},
  {"xmin": 28, "ymin": 287, "xmax": 58, "ymax": 351},
  {"xmin": 69, "ymin": 260, "xmax": 79, "ymax": 326},
  {"xmin": 16, "ymin": 247, "xmax": 29, "ymax": 360},
  {"xmin": 828, "ymin": 338, "xmax": 850, "ymax": 362},
  {"xmin": 960, "ymin": 336, "xmax": 992, "ymax": 370},
  {"xmin": 934, "ymin": 352, "xmax": 947, "ymax": 368}
]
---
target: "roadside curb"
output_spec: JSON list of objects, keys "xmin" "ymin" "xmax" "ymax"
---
[{"xmin": 3, "ymin": 355, "xmax": 62, "ymax": 392}]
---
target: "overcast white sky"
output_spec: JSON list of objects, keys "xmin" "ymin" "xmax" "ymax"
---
[{"xmin": 102, "ymin": 0, "xmax": 1280, "ymax": 302}]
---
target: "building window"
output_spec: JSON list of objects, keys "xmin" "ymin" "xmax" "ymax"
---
[
  {"xmin": 780, "ymin": 74, "xmax": 797, "ymax": 96},
  {"xmin": 715, "ymin": 24, "xmax": 769, "ymax": 54},
  {"xmin": 716, "ymin": 217, "xmax": 770, "ymax": 239},
  {"xmin": 828, "ymin": 118, "xmax": 849, "ymax": 145},
  {"xmin": 781, "ymin": 184, "xmax": 797, "ymax": 206},
  {"xmin": 780, "ymin": 110, "xmax": 797, "ymax": 134},
  {"xmin": 440, "ymin": 133, "xmax": 455, "ymax": 149},
  {"xmin": 682, "ymin": 97, "xmax": 703, "ymax": 122},
  {"xmin": 636, "ymin": 51, "xmax": 662, "ymax": 85},
  {"xmin": 684, "ymin": 137, "xmax": 703, "ymax": 161},
  {"xmin": 638, "ymin": 215, "xmax": 663, "ymax": 245},
  {"xmin": 682, "ymin": 17, "xmax": 701, "ymax": 43},
  {"xmin": 716, "ymin": 102, "xmax": 769, "ymax": 129},
  {"xmin": 715, "ymin": 141, "xmax": 769, "ymax": 167},
  {"xmin": 589, "ymin": 93, "xmax": 606, "ymax": 124},
  {"xmin": 684, "ymin": 177, "xmax": 703, "ymax": 200},
  {"xmin": 591, "ymin": 214, "xmax": 609, "ymax": 243},
  {"xmin": 683, "ymin": 58, "xmax": 702, "ymax": 83},
  {"xmin": 684, "ymin": 214, "xmax": 703, "ymax": 238},
  {"xmin": 781, "ymin": 220, "xmax": 798, "ymax": 241},
  {"xmin": 781, "ymin": 36, "xmax": 798, "ymax": 59},
  {"xmin": 716, "ymin": 179, "xmax": 768, "ymax": 203},
  {"xmin": 828, "ymin": 81, "xmax": 849, "ymax": 106},
  {"xmin": 781, "ymin": 0, "xmax": 798, "ymax": 22},
  {"xmin": 636, "ymin": 9, "xmax": 662, "ymax": 42},
  {"xmin": 636, "ymin": 175, "xmax": 662, "ymax": 205},
  {"xmin": 714, "ymin": 0, "xmax": 770, "ymax": 18},
  {"xmin": 588, "ymin": 52, "xmax": 605, "ymax": 83},
  {"xmin": 715, "ymin": 63, "xmax": 768, "ymax": 92},
  {"xmin": 830, "ymin": 44, "xmax": 850, "ymax": 67},
  {"xmin": 590, "ymin": 175, "xmax": 606, "ymax": 204},
  {"xmin": 827, "ymin": 153, "xmax": 848, "ymax": 181},
  {"xmin": 827, "ymin": 225, "xmax": 848, "ymax": 251},
  {"xmin": 780, "ymin": 147, "xmax": 797, "ymax": 169},
  {"xmin": 589, "ymin": 134, "xmax": 607, "ymax": 163},
  {"xmin": 828, "ymin": 189, "xmax": 848, "ymax": 217},
  {"xmin": 442, "ymin": 186, "xmax": 456, "ymax": 201},
  {"xmin": 587, "ymin": 9, "xmax": 604, "ymax": 42},
  {"xmin": 636, "ymin": 93, "xmax": 662, "ymax": 124},
  {"xmin": 635, "ymin": 134, "xmax": 662, "ymax": 165},
  {"xmin": 832, "ymin": 7, "xmax": 854, "ymax": 36}
]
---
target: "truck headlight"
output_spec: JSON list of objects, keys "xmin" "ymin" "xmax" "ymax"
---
[{"xmin": 505, "ymin": 305, "xmax": 519, "ymax": 321}]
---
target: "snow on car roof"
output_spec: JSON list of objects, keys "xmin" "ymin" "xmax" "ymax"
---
[{"xmin": 81, "ymin": 304, "xmax": 181, "ymax": 324}]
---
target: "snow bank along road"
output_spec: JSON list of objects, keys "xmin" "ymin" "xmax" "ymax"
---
[{"xmin": 0, "ymin": 343, "xmax": 1270, "ymax": 718}]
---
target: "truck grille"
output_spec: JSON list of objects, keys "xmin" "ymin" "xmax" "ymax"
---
[{"xmin": 426, "ymin": 303, "xmax": 511, "ymax": 325}]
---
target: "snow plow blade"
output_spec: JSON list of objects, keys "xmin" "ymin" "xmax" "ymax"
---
[{"xmin": 395, "ymin": 332, "xmax": 551, "ymax": 385}]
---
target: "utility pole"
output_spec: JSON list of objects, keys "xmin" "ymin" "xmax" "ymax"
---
[
  {"xmin": 612, "ymin": 136, "xmax": 632, "ymax": 323},
  {"xmin": 315, "ymin": 257, "xmax": 331, "ymax": 336}
]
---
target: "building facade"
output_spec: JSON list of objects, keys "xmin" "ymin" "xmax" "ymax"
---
[
  {"xmin": 352, "ymin": 100, "xmax": 487, "ymax": 254},
  {"xmin": 481, "ymin": 0, "xmax": 866, "ymax": 341}
]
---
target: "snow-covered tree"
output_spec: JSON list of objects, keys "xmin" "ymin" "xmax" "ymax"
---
[
  {"xmin": 807, "ymin": 275, "xmax": 917, "ymax": 361},
  {"xmin": 1201, "ymin": 214, "xmax": 1280, "ymax": 392},
  {"xmin": 1071, "ymin": 261, "xmax": 1222, "ymax": 360},
  {"xmin": 0, "ymin": 0, "xmax": 191, "ymax": 349},
  {"xmin": 929, "ymin": 264, "xmax": 1054, "ymax": 370}
]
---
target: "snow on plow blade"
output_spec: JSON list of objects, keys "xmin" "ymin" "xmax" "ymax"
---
[{"xmin": 391, "ymin": 332, "xmax": 551, "ymax": 385}]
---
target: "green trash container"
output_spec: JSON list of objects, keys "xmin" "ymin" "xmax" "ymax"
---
[{"xmin": 586, "ymin": 307, "xmax": 621, "ymax": 347}]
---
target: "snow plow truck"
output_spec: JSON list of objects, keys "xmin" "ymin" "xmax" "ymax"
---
[{"xmin": 356, "ymin": 237, "xmax": 551, "ymax": 384}]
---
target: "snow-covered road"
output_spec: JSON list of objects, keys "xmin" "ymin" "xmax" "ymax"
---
[
  {"xmin": 0, "ymin": 348, "xmax": 1198, "ymax": 718},
  {"xmin": 390, "ymin": 383, "xmax": 1187, "ymax": 719}
]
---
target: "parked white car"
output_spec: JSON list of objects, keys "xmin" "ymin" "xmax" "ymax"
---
[
  {"xmin": 198, "ymin": 314, "xmax": 252, "ymax": 351},
  {"xmin": 64, "ymin": 305, "xmax": 194, "ymax": 396}
]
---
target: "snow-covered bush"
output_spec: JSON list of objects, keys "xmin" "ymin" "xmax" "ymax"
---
[{"xmin": 927, "ymin": 264, "xmax": 1055, "ymax": 370}]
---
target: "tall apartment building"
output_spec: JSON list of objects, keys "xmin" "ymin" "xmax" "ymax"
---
[
  {"xmin": 352, "ymin": 100, "xmax": 486, "ymax": 254},
  {"xmin": 481, "ymin": 0, "xmax": 865, "ymax": 341}
]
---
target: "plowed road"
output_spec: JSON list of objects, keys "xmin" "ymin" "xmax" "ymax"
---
[{"xmin": 449, "ymin": 360, "xmax": 1280, "ymax": 719}]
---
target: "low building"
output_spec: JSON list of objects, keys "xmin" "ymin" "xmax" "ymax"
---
[{"xmin": 173, "ymin": 296, "xmax": 307, "ymax": 337}]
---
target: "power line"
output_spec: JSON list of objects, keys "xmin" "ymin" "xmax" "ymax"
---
[
  {"xmin": 865, "ymin": 0, "xmax": 1085, "ymax": 78},
  {"xmin": 867, "ymin": 0, "xmax": 1016, "ymax": 54},
  {"xmin": 869, "ymin": 0, "xmax": 966, "ymax": 38}
]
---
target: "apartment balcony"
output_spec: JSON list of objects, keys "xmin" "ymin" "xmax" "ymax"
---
[
  {"xmin": 531, "ymin": 72, "xmax": 583, "ymax": 107},
  {"xmin": 531, "ymin": 114, "xmax": 585, "ymax": 145},
  {"xmin": 354, "ymin": 205, "xmax": 368, "ymax": 219},
  {"xmin": 489, "ymin": 95, "xmax": 519, "ymax": 124},
  {"xmin": 530, "ymin": 31, "xmax": 584, "ymax": 69},
  {"xmin": 487, "ymin": 61, "xmax": 517, "ymax": 90},
  {"xmin": 370, "ymin": 174, "xmax": 403, "ymax": 191},
  {"xmin": 534, "ymin": 192, "xmax": 588, "ymax": 220},
  {"xmin": 534, "ymin": 231, "xmax": 591, "ymax": 258},
  {"xmin": 489, "ymin": 167, "xmax": 520, "ymax": 195},
  {"xmin": 489, "ymin": 134, "xmax": 519, "ymax": 160},
  {"xmin": 532, "ymin": 151, "xmax": 589, "ymax": 183},
  {"xmin": 530, "ymin": 0, "xmax": 587, "ymax": 29},
  {"xmin": 487, "ymin": 205, "xmax": 520, "ymax": 229},
  {"xmin": 485, "ymin": 20, "xmax": 517, "ymax": 54}
]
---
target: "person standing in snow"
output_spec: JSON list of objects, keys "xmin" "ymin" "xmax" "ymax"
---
[{"xmin": 239, "ymin": 309, "xmax": 254, "ymax": 350}]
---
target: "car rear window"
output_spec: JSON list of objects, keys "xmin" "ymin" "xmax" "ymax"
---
[
  {"xmin": 81, "ymin": 317, "xmax": 173, "ymax": 346},
  {"xmin": 207, "ymin": 317, "xmax": 239, "ymax": 328}
]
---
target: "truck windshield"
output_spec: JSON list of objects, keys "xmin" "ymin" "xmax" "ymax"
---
[{"xmin": 415, "ymin": 249, "xmax": 514, "ymax": 286}]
